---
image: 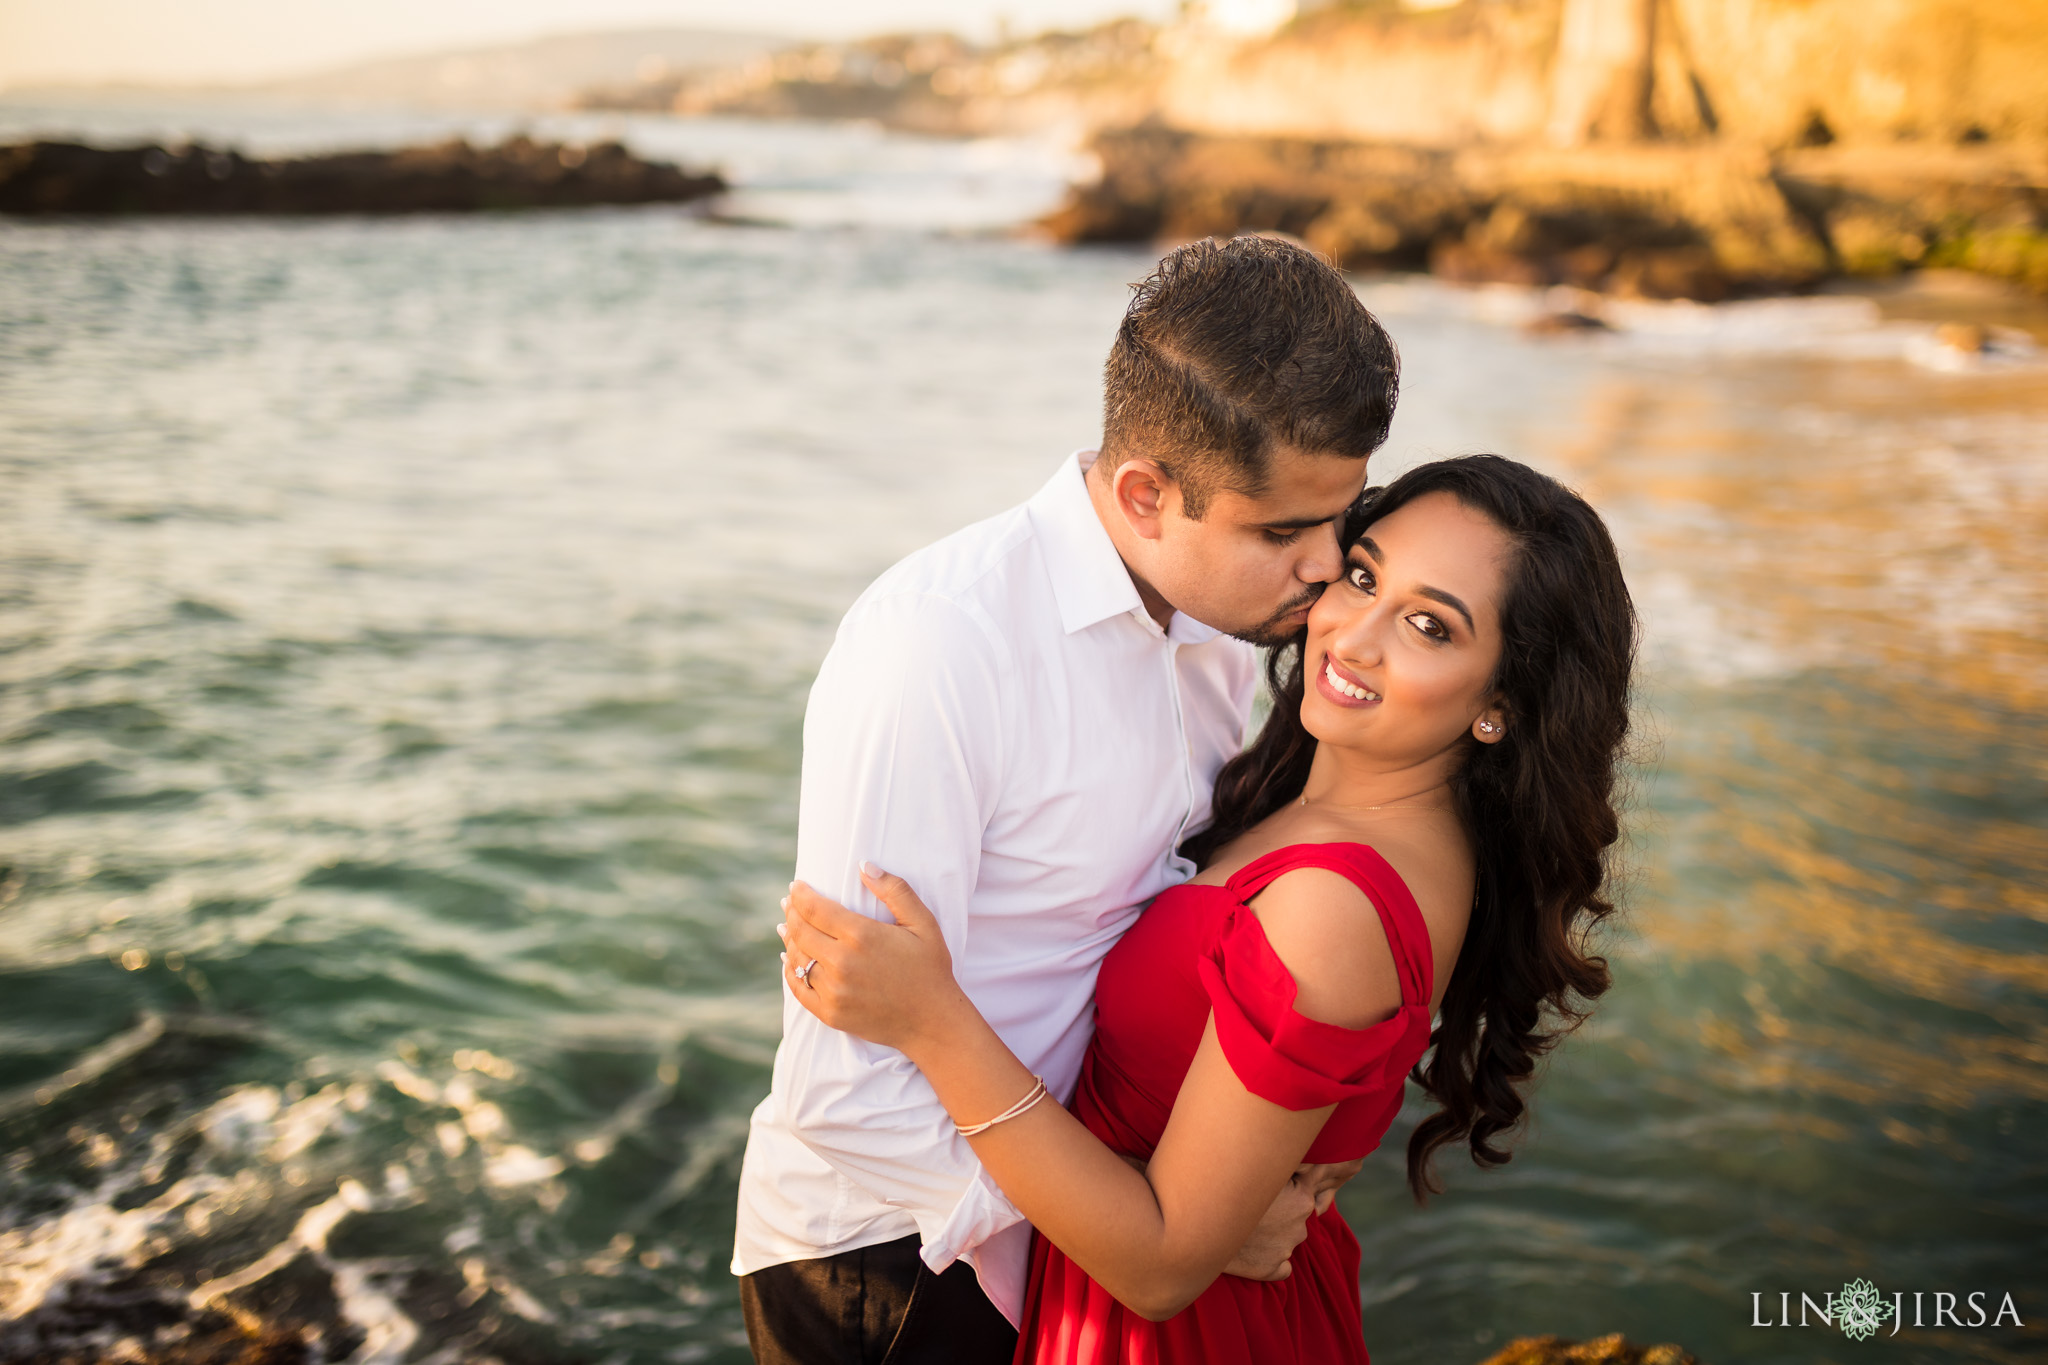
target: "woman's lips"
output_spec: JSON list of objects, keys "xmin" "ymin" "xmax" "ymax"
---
[{"xmin": 1315, "ymin": 653, "xmax": 1381, "ymax": 707}]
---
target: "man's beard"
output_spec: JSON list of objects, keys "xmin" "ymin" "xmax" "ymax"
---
[{"xmin": 1229, "ymin": 587, "xmax": 1323, "ymax": 647}]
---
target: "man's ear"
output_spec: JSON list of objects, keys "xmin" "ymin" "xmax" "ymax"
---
[{"xmin": 1110, "ymin": 458, "xmax": 1177, "ymax": 542}]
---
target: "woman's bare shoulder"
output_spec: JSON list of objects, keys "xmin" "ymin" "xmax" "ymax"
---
[
  {"xmin": 1245, "ymin": 826, "xmax": 1471, "ymax": 1025},
  {"xmin": 1244, "ymin": 867, "xmax": 1402, "ymax": 1031}
]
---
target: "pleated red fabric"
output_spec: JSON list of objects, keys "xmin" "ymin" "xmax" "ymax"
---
[{"xmin": 1013, "ymin": 843, "xmax": 1436, "ymax": 1365}]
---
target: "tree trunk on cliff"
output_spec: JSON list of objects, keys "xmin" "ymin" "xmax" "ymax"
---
[{"xmin": 1546, "ymin": 0, "xmax": 1655, "ymax": 145}]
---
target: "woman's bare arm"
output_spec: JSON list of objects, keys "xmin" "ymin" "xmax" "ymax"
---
[{"xmin": 782, "ymin": 865, "xmax": 1399, "ymax": 1320}]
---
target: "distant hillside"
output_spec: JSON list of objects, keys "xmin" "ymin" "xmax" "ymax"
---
[
  {"xmin": 574, "ymin": 21, "xmax": 1164, "ymax": 138},
  {"xmin": 246, "ymin": 28, "xmax": 792, "ymax": 111}
]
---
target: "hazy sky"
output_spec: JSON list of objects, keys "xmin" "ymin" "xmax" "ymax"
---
[{"xmin": 0, "ymin": 0, "xmax": 1182, "ymax": 90}]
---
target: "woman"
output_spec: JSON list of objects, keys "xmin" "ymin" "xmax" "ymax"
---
[{"xmin": 779, "ymin": 455, "xmax": 1638, "ymax": 1362}]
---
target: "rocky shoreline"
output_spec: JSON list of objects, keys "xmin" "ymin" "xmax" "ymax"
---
[
  {"xmin": 0, "ymin": 137, "xmax": 725, "ymax": 216},
  {"xmin": 1039, "ymin": 129, "xmax": 2048, "ymax": 303}
]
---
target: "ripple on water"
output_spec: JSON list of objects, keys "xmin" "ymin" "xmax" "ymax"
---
[{"xmin": 2, "ymin": 196, "xmax": 2046, "ymax": 1363}]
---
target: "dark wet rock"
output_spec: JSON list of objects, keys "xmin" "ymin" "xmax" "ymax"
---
[
  {"xmin": 148, "ymin": 1323, "xmax": 314, "ymax": 1365},
  {"xmin": 7, "ymin": 1311, "xmax": 314, "ymax": 1365},
  {"xmin": 1477, "ymin": 1335, "xmax": 1700, "ymax": 1365},
  {"xmin": 0, "ymin": 137, "xmax": 725, "ymax": 216},
  {"xmin": 1, "ymin": 1239, "xmax": 589, "ymax": 1365},
  {"xmin": 197, "ymin": 1250, "xmax": 362, "ymax": 1363},
  {"xmin": 0, "ymin": 1249, "xmax": 321, "ymax": 1365},
  {"xmin": 1524, "ymin": 309, "xmax": 1613, "ymax": 336}
]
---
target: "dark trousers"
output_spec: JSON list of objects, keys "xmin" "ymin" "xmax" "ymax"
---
[{"xmin": 740, "ymin": 1234, "xmax": 1018, "ymax": 1365}]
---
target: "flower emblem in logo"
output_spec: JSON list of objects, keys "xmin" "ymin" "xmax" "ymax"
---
[{"xmin": 1836, "ymin": 1278, "xmax": 1894, "ymax": 1341}]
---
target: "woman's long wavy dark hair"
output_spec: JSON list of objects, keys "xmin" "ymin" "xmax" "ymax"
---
[{"xmin": 1181, "ymin": 454, "xmax": 1638, "ymax": 1200}]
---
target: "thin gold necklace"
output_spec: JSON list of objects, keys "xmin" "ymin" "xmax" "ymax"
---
[{"xmin": 1297, "ymin": 791, "xmax": 1447, "ymax": 814}]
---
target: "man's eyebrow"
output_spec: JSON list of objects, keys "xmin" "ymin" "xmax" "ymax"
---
[{"xmin": 1353, "ymin": 538, "xmax": 1478, "ymax": 633}]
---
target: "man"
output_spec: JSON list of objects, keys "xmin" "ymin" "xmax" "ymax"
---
[{"xmin": 733, "ymin": 235, "xmax": 1401, "ymax": 1364}]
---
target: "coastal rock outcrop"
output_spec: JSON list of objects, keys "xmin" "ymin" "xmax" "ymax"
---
[
  {"xmin": 1042, "ymin": 128, "xmax": 2048, "ymax": 299},
  {"xmin": 0, "ymin": 137, "xmax": 725, "ymax": 216}
]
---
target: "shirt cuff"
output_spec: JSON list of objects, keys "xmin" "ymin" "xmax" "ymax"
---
[{"xmin": 918, "ymin": 1166, "xmax": 1027, "ymax": 1308}]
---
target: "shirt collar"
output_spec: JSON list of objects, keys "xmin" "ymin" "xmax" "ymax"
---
[
  {"xmin": 1026, "ymin": 450, "xmax": 1229, "ymax": 644},
  {"xmin": 1166, "ymin": 609, "xmax": 1224, "ymax": 646}
]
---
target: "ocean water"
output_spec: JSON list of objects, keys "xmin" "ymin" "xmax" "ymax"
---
[{"xmin": 1, "ymin": 106, "xmax": 2045, "ymax": 1365}]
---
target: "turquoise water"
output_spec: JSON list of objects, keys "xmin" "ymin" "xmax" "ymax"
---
[{"xmin": 2, "ymin": 111, "xmax": 2045, "ymax": 1365}]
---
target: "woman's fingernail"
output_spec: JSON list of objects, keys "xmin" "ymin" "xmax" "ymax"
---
[
  {"xmin": 775, "ymin": 924, "xmax": 786, "ymax": 940},
  {"xmin": 778, "ymin": 952, "xmax": 786, "ymax": 965},
  {"xmin": 780, "ymin": 896, "xmax": 790, "ymax": 911},
  {"xmin": 859, "ymin": 860, "xmax": 882, "ymax": 878}
]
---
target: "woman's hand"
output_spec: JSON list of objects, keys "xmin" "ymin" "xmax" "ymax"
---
[{"xmin": 781, "ymin": 863, "xmax": 969, "ymax": 1055}]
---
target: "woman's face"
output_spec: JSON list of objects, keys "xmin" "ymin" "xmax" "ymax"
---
[{"xmin": 1301, "ymin": 490, "xmax": 1511, "ymax": 764}]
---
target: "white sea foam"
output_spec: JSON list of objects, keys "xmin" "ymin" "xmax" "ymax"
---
[{"xmin": 1363, "ymin": 275, "xmax": 2044, "ymax": 370}]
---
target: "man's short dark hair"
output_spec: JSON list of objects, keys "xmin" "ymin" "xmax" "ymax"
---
[{"xmin": 1100, "ymin": 235, "xmax": 1400, "ymax": 517}]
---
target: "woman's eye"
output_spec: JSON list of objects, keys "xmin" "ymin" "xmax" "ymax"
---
[
  {"xmin": 1407, "ymin": 613, "xmax": 1448, "ymax": 640},
  {"xmin": 1347, "ymin": 565, "xmax": 1374, "ymax": 592}
]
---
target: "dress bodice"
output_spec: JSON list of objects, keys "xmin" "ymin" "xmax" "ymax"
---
[{"xmin": 1078, "ymin": 841, "xmax": 1436, "ymax": 1164}]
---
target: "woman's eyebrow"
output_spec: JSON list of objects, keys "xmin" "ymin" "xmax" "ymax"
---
[
  {"xmin": 1354, "ymin": 536, "xmax": 1383, "ymax": 562},
  {"xmin": 1417, "ymin": 586, "xmax": 1476, "ymax": 633}
]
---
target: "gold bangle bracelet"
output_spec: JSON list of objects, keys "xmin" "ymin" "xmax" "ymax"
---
[{"xmin": 954, "ymin": 1075, "xmax": 1048, "ymax": 1137}]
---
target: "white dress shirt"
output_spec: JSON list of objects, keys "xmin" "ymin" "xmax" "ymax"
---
[{"xmin": 731, "ymin": 450, "xmax": 1259, "ymax": 1325}]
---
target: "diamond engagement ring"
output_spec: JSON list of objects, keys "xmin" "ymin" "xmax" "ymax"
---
[{"xmin": 793, "ymin": 958, "xmax": 817, "ymax": 987}]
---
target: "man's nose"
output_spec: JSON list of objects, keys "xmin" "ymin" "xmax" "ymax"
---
[{"xmin": 1296, "ymin": 521, "xmax": 1345, "ymax": 584}]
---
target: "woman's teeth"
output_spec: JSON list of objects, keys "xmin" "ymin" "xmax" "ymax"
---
[{"xmin": 1325, "ymin": 660, "xmax": 1379, "ymax": 702}]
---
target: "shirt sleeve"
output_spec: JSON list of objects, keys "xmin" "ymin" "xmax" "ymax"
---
[{"xmin": 771, "ymin": 588, "xmax": 1029, "ymax": 1266}]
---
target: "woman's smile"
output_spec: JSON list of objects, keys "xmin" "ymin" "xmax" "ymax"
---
[{"xmin": 1316, "ymin": 653, "xmax": 1381, "ymax": 706}]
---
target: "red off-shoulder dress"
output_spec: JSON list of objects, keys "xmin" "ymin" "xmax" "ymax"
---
[{"xmin": 1014, "ymin": 843, "xmax": 1437, "ymax": 1365}]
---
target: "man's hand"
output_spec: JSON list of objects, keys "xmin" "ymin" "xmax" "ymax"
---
[{"xmin": 1222, "ymin": 1159, "xmax": 1368, "ymax": 1282}]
